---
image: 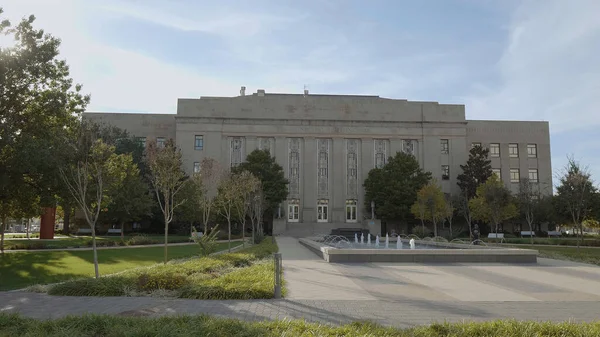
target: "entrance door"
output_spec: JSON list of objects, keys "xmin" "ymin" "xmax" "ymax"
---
[
  {"xmin": 288, "ymin": 204, "xmax": 299, "ymax": 222},
  {"xmin": 346, "ymin": 204, "xmax": 357, "ymax": 222},
  {"xmin": 317, "ymin": 205, "xmax": 328, "ymax": 222}
]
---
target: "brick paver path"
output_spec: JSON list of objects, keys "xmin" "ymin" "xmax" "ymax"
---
[{"xmin": 2, "ymin": 236, "xmax": 600, "ymax": 327}]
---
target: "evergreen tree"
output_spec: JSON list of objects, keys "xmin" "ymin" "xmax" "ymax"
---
[{"xmin": 457, "ymin": 146, "xmax": 493, "ymax": 199}]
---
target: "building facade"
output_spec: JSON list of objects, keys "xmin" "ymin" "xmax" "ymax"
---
[{"xmin": 85, "ymin": 89, "xmax": 552, "ymax": 229}]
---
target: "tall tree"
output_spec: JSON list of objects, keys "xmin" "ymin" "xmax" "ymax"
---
[
  {"xmin": 60, "ymin": 139, "xmax": 125, "ymax": 278},
  {"xmin": 216, "ymin": 170, "xmax": 240, "ymax": 252},
  {"xmin": 198, "ymin": 158, "xmax": 223, "ymax": 233},
  {"xmin": 102, "ymin": 156, "xmax": 153, "ymax": 239},
  {"xmin": 175, "ymin": 172, "xmax": 203, "ymax": 236},
  {"xmin": 442, "ymin": 194, "xmax": 455, "ymax": 239},
  {"xmin": 517, "ymin": 178, "xmax": 539, "ymax": 244},
  {"xmin": 410, "ymin": 180, "xmax": 447, "ymax": 237},
  {"xmin": 453, "ymin": 193, "xmax": 474, "ymax": 239},
  {"xmin": 233, "ymin": 171, "xmax": 260, "ymax": 247},
  {"xmin": 234, "ymin": 149, "xmax": 288, "ymax": 218},
  {"xmin": 469, "ymin": 175, "xmax": 518, "ymax": 235},
  {"xmin": 457, "ymin": 146, "xmax": 493, "ymax": 200},
  {"xmin": 0, "ymin": 8, "xmax": 89, "ymax": 233},
  {"xmin": 554, "ymin": 157, "xmax": 597, "ymax": 248},
  {"xmin": 248, "ymin": 182, "xmax": 266, "ymax": 244},
  {"xmin": 364, "ymin": 152, "xmax": 432, "ymax": 224},
  {"xmin": 145, "ymin": 139, "xmax": 187, "ymax": 264}
]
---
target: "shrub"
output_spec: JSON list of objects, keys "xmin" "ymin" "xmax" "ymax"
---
[
  {"xmin": 126, "ymin": 234, "xmax": 156, "ymax": 246},
  {"xmin": 192, "ymin": 225, "xmax": 220, "ymax": 256},
  {"xmin": 47, "ymin": 276, "xmax": 136, "ymax": 297},
  {"xmin": 137, "ymin": 271, "xmax": 188, "ymax": 291}
]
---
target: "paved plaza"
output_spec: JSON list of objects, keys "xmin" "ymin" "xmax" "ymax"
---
[{"xmin": 2, "ymin": 236, "xmax": 600, "ymax": 327}]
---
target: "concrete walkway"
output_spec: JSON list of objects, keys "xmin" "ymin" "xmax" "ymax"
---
[{"xmin": 2, "ymin": 236, "xmax": 600, "ymax": 328}]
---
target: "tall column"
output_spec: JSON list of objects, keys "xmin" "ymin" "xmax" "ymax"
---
[{"xmin": 360, "ymin": 138, "xmax": 373, "ymax": 219}]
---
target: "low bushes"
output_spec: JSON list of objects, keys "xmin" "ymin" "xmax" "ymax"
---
[
  {"xmin": 45, "ymin": 238, "xmax": 280, "ymax": 299},
  {"xmin": 1, "ymin": 314, "xmax": 600, "ymax": 337}
]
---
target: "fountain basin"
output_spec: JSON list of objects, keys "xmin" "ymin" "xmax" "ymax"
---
[{"xmin": 299, "ymin": 238, "xmax": 537, "ymax": 263}]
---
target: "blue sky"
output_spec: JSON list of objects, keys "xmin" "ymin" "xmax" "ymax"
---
[{"xmin": 2, "ymin": 0, "xmax": 600, "ymax": 186}]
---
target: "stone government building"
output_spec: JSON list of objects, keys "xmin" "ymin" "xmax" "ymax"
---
[{"xmin": 85, "ymin": 88, "xmax": 552, "ymax": 235}]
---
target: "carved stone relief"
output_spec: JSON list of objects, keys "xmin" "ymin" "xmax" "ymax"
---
[
  {"xmin": 258, "ymin": 137, "xmax": 274, "ymax": 156},
  {"xmin": 230, "ymin": 137, "xmax": 244, "ymax": 167},
  {"xmin": 402, "ymin": 139, "xmax": 417, "ymax": 156},
  {"xmin": 346, "ymin": 139, "xmax": 358, "ymax": 199},
  {"xmin": 317, "ymin": 139, "xmax": 329, "ymax": 198},
  {"xmin": 288, "ymin": 138, "xmax": 301, "ymax": 198},
  {"xmin": 374, "ymin": 139, "xmax": 388, "ymax": 169}
]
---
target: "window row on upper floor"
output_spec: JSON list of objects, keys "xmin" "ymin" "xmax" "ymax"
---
[{"xmin": 471, "ymin": 142, "xmax": 537, "ymax": 158}]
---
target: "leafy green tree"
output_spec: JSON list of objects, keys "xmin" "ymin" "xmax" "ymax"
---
[
  {"xmin": 457, "ymin": 146, "xmax": 493, "ymax": 200},
  {"xmin": 234, "ymin": 150, "xmax": 288, "ymax": 218},
  {"xmin": 175, "ymin": 173, "xmax": 203, "ymax": 235},
  {"xmin": 469, "ymin": 175, "xmax": 518, "ymax": 235},
  {"xmin": 554, "ymin": 157, "xmax": 598, "ymax": 248},
  {"xmin": 102, "ymin": 156, "xmax": 153, "ymax": 239},
  {"xmin": 145, "ymin": 139, "xmax": 188, "ymax": 264},
  {"xmin": 364, "ymin": 152, "xmax": 431, "ymax": 225},
  {"xmin": 410, "ymin": 180, "xmax": 447, "ymax": 237},
  {"xmin": 1, "ymin": 8, "xmax": 89, "ymax": 234}
]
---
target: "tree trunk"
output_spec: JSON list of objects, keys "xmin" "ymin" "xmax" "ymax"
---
[
  {"xmin": 0, "ymin": 217, "xmax": 6, "ymax": 254},
  {"xmin": 528, "ymin": 221, "xmax": 534, "ymax": 245},
  {"xmin": 420, "ymin": 219, "xmax": 425, "ymax": 236},
  {"xmin": 63, "ymin": 204, "xmax": 71, "ymax": 236},
  {"xmin": 449, "ymin": 221, "xmax": 453, "ymax": 240},
  {"xmin": 433, "ymin": 219, "xmax": 437, "ymax": 237},
  {"xmin": 120, "ymin": 220, "xmax": 125, "ymax": 240},
  {"xmin": 228, "ymin": 218, "xmax": 232, "ymax": 252},
  {"xmin": 577, "ymin": 222, "xmax": 583, "ymax": 250},
  {"xmin": 26, "ymin": 218, "xmax": 31, "ymax": 240},
  {"xmin": 164, "ymin": 214, "xmax": 169, "ymax": 264},
  {"xmin": 242, "ymin": 221, "xmax": 246, "ymax": 248},
  {"xmin": 91, "ymin": 226, "xmax": 99, "ymax": 278}
]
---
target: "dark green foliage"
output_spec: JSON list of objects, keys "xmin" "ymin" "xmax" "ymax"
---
[
  {"xmin": 363, "ymin": 152, "xmax": 431, "ymax": 223},
  {"xmin": 457, "ymin": 146, "xmax": 493, "ymax": 199},
  {"xmin": 1, "ymin": 314, "xmax": 600, "ymax": 337},
  {"xmin": 234, "ymin": 150, "xmax": 288, "ymax": 214}
]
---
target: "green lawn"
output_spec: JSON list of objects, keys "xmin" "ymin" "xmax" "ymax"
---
[
  {"xmin": 3, "ymin": 235, "xmax": 193, "ymax": 250},
  {"xmin": 1, "ymin": 314, "xmax": 600, "ymax": 337},
  {"xmin": 505, "ymin": 244, "xmax": 600, "ymax": 266},
  {"xmin": 0, "ymin": 242, "xmax": 241, "ymax": 291}
]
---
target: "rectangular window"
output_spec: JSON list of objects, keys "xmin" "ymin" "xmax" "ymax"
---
[
  {"xmin": 195, "ymin": 135, "xmax": 204, "ymax": 150},
  {"xmin": 527, "ymin": 144, "xmax": 537, "ymax": 158},
  {"xmin": 471, "ymin": 142, "xmax": 481, "ymax": 148},
  {"xmin": 156, "ymin": 137, "xmax": 165, "ymax": 148},
  {"xmin": 317, "ymin": 200, "xmax": 329, "ymax": 223},
  {"xmin": 193, "ymin": 162, "xmax": 200, "ymax": 173},
  {"xmin": 441, "ymin": 165, "xmax": 450, "ymax": 180},
  {"xmin": 528, "ymin": 169, "xmax": 539, "ymax": 183},
  {"xmin": 489, "ymin": 143, "xmax": 500, "ymax": 157},
  {"xmin": 345, "ymin": 200, "xmax": 357, "ymax": 222},
  {"xmin": 492, "ymin": 169, "xmax": 501, "ymax": 180},
  {"xmin": 510, "ymin": 169, "xmax": 520, "ymax": 183},
  {"xmin": 509, "ymin": 143, "xmax": 519, "ymax": 158},
  {"xmin": 287, "ymin": 201, "xmax": 300, "ymax": 222},
  {"xmin": 137, "ymin": 137, "xmax": 146, "ymax": 148},
  {"xmin": 440, "ymin": 139, "xmax": 449, "ymax": 154}
]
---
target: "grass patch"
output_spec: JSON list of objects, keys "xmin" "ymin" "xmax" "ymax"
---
[
  {"xmin": 3, "ymin": 234, "xmax": 193, "ymax": 250},
  {"xmin": 0, "ymin": 242, "xmax": 237, "ymax": 291},
  {"xmin": 45, "ymin": 238, "xmax": 279, "ymax": 299},
  {"xmin": 1, "ymin": 314, "xmax": 600, "ymax": 337},
  {"xmin": 533, "ymin": 246, "xmax": 600, "ymax": 266}
]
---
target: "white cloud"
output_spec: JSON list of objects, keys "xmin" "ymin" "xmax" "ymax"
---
[{"xmin": 463, "ymin": 0, "xmax": 600, "ymax": 134}]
